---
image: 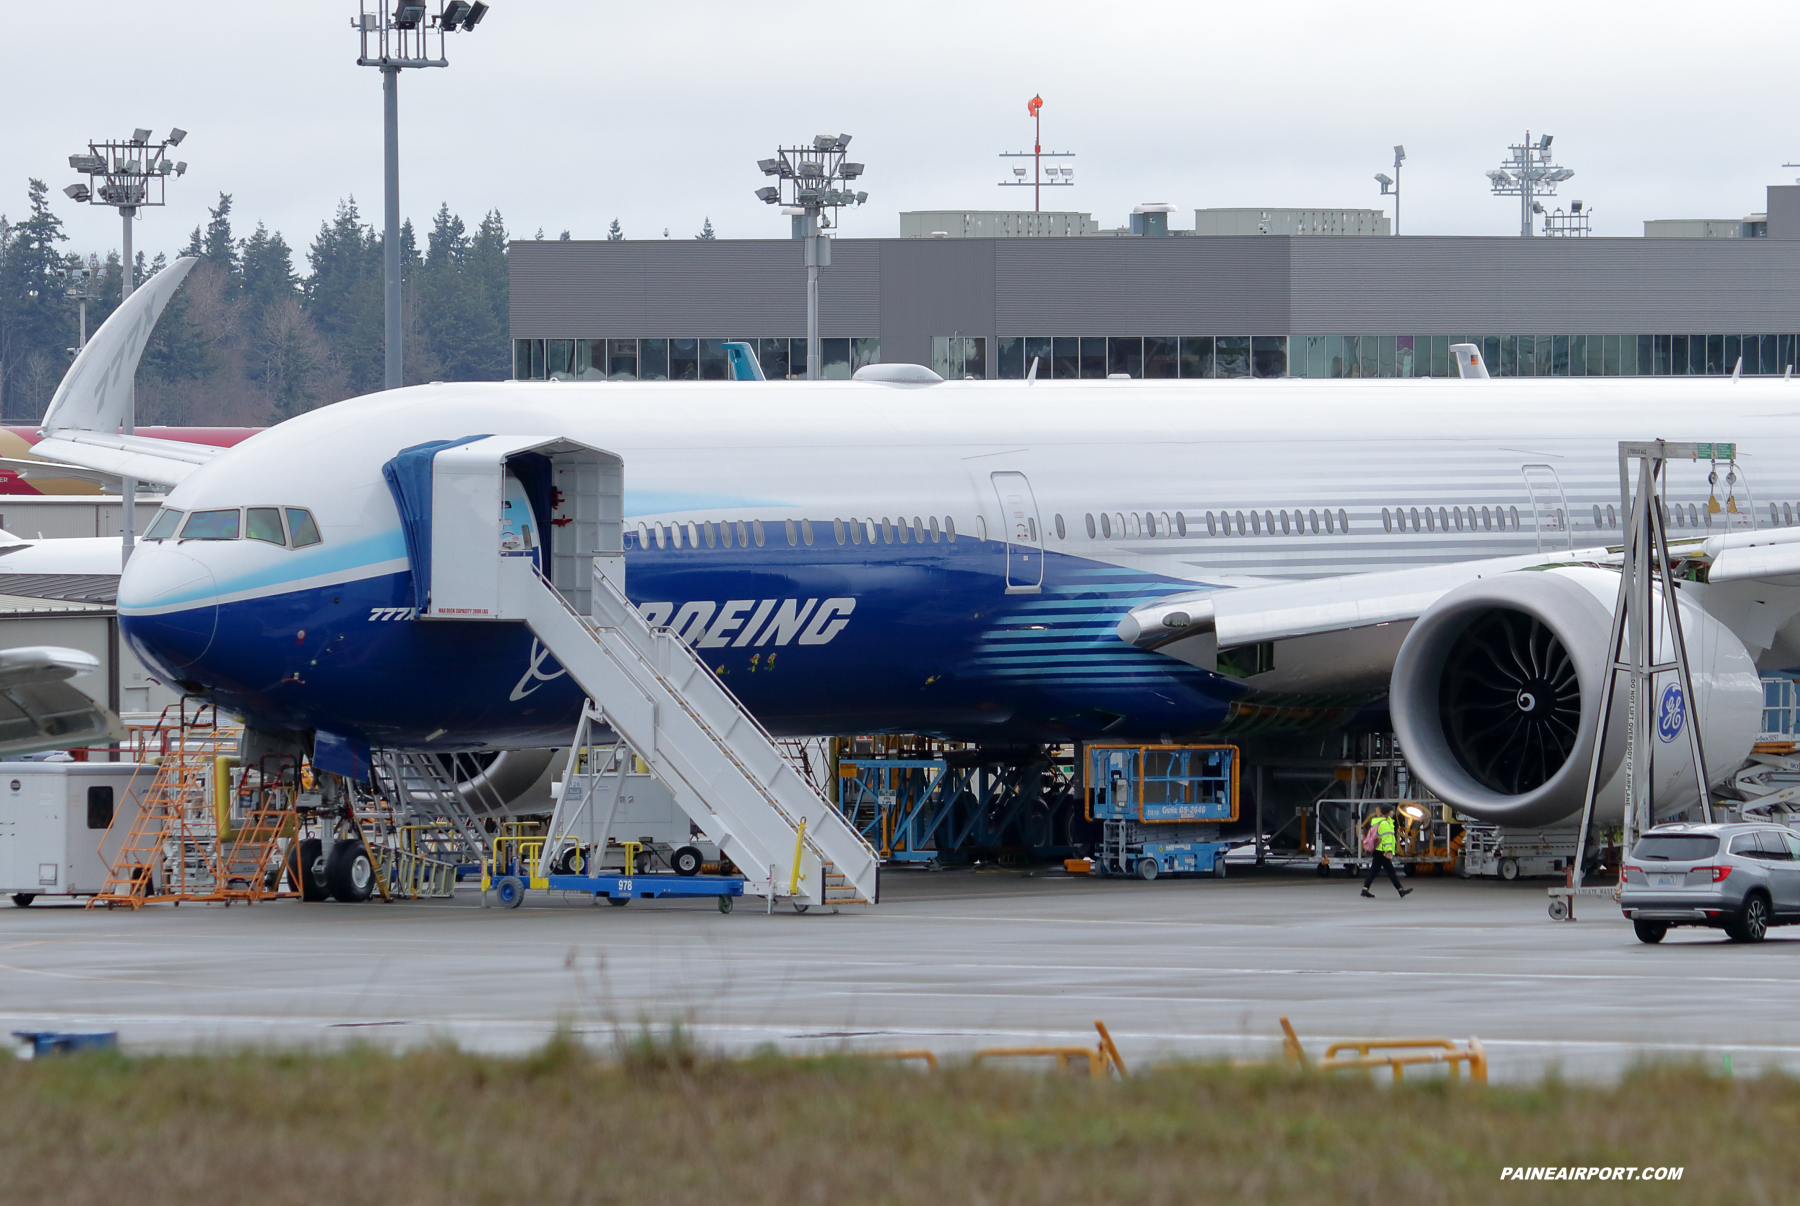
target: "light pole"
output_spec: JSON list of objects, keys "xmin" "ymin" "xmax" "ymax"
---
[
  {"xmin": 353, "ymin": 0, "xmax": 490, "ymax": 390},
  {"xmin": 65, "ymin": 127, "xmax": 189, "ymax": 567},
  {"xmin": 754, "ymin": 136, "xmax": 868, "ymax": 381},
  {"xmin": 51, "ymin": 257, "xmax": 104, "ymax": 352},
  {"xmin": 1486, "ymin": 132, "xmax": 1573, "ymax": 238},
  {"xmin": 999, "ymin": 95, "xmax": 1075, "ymax": 212},
  {"xmin": 1375, "ymin": 144, "xmax": 1404, "ymax": 234}
]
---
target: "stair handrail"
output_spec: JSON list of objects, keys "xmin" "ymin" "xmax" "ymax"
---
[{"xmin": 536, "ymin": 562, "xmax": 882, "ymax": 878}]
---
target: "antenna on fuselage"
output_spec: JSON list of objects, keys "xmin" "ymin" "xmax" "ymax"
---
[{"xmin": 1027, "ymin": 355, "xmax": 1040, "ymax": 385}]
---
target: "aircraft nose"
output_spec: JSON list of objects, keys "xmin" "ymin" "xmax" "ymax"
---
[{"xmin": 119, "ymin": 546, "xmax": 218, "ymax": 671}]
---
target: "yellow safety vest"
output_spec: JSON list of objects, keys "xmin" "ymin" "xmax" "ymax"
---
[{"xmin": 1372, "ymin": 816, "xmax": 1396, "ymax": 855}]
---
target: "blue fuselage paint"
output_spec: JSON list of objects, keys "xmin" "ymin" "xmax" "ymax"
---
[{"xmin": 122, "ymin": 538, "xmax": 1236, "ymax": 749}]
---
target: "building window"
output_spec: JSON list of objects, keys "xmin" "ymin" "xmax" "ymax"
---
[
  {"xmin": 1180, "ymin": 337, "xmax": 1214, "ymax": 378},
  {"xmin": 759, "ymin": 338, "xmax": 791, "ymax": 381},
  {"xmin": 514, "ymin": 338, "xmax": 545, "ymax": 380},
  {"xmin": 1250, "ymin": 336, "xmax": 1287, "ymax": 378},
  {"xmin": 932, "ymin": 336, "xmax": 987, "ymax": 380},
  {"xmin": 1107, "ymin": 337, "xmax": 1143, "ymax": 378},
  {"xmin": 1145, "ymin": 337, "xmax": 1178, "ymax": 378},
  {"xmin": 1216, "ymin": 336, "xmax": 1251, "ymax": 378}
]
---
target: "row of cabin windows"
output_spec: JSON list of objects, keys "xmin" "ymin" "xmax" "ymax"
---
[
  {"xmin": 1083, "ymin": 509, "xmax": 1354, "ymax": 538},
  {"xmin": 1383, "ymin": 506, "xmax": 1523, "ymax": 534},
  {"xmin": 632, "ymin": 516, "xmax": 978, "ymax": 550},
  {"xmin": 143, "ymin": 507, "xmax": 323, "ymax": 548}
]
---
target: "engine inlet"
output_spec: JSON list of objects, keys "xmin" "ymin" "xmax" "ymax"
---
[{"xmin": 1439, "ymin": 609, "xmax": 1581, "ymax": 795}]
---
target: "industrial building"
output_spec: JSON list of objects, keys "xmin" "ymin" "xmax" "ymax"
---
[{"xmin": 510, "ymin": 185, "xmax": 1800, "ymax": 382}]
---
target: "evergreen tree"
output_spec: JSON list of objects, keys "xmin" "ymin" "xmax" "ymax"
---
[
  {"xmin": 201, "ymin": 193, "xmax": 238, "ymax": 277},
  {"xmin": 607, "ymin": 218, "xmax": 623, "ymax": 241},
  {"xmin": 558, "ymin": 230, "xmax": 570, "ymax": 240},
  {"xmin": 466, "ymin": 209, "xmax": 510, "ymax": 379},
  {"xmin": 306, "ymin": 197, "xmax": 384, "ymax": 397},
  {"xmin": 696, "ymin": 217, "xmax": 716, "ymax": 241},
  {"xmin": 239, "ymin": 222, "xmax": 301, "ymax": 326},
  {"xmin": 0, "ymin": 180, "xmax": 73, "ymax": 420}
]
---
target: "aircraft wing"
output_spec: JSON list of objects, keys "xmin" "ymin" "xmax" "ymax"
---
[
  {"xmin": 27, "ymin": 431, "xmax": 218, "ymax": 488},
  {"xmin": 1117, "ymin": 546, "xmax": 1610, "ymax": 652},
  {"xmin": 0, "ymin": 646, "xmax": 123, "ymax": 755},
  {"xmin": 1120, "ymin": 528, "xmax": 1800, "ymax": 694}
]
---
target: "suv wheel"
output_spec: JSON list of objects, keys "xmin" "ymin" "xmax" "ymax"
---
[
  {"xmin": 1632, "ymin": 919, "xmax": 1668, "ymax": 944},
  {"xmin": 1727, "ymin": 893, "xmax": 1771, "ymax": 943}
]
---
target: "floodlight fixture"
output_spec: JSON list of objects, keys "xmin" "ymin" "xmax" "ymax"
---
[
  {"xmin": 1394, "ymin": 144, "xmax": 1405, "ymax": 163},
  {"xmin": 131, "ymin": 128, "xmax": 151, "ymax": 144},
  {"xmin": 1060, "ymin": 166, "xmax": 1073, "ymax": 176},
  {"xmin": 1572, "ymin": 199, "xmax": 1583, "ymax": 213},
  {"xmin": 755, "ymin": 132, "xmax": 867, "ymax": 379},
  {"xmin": 1012, "ymin": 166, "xmax": 1026, "ymax": 177},
  {"xmin": 353, "ymin": 2, "xmax": 494, "ymax": 391},
  {"xmin": 1000, "ymin": 93, "xmax": 1075, "ymax": 210},
  {"xmin": 1374, "ymin": 172, "xmax": 1393, "ymax": 188},
  {"xmin": 1397, "ymin": 802, "xmax": 1429, "ymax": 822},
  {"xmin": 167, "ymin": 127, "xmax": 187, "ymax": 146},
  {"xmin": 1488, "ymin": 132, "xmax": 1574, "ymax": 235},
  {"xmin": 62, "ymin": 183, "xmax": 89, "ymax": 201},
  {"xmin": 1532, "ymin": 201, "xmax": 1545, "ymax": 214}
]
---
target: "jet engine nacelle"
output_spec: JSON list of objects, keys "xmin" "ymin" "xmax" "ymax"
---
[{"xmin": 1390, "ymin": 567, "xmax": 1763, "ymax": 827}]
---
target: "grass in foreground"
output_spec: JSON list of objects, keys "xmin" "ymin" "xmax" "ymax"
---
[{"xmin": 0, "ymin": 1033, "xmax": 1791, "ymax": 1205}]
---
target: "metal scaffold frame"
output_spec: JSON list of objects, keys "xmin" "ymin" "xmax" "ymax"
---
[{"xmin": 1570, "ymin": 440, "xmax": 1721, "ymax": 893}]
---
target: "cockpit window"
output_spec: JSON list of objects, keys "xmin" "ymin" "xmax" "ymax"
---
[
  {"xmin": 180, "ymin": 509, "xmax": 240, "ymax": 541},
  {"xmin": 247, "ymin": 507, "xmax": 285, "ymax": 546},
  {"xmin": 144, "ymin": 509, "xmax": 183, "ymax": 541},
  {"xmin": 286, "ymin": 508, "xmax": 321, "ymax": 548}
]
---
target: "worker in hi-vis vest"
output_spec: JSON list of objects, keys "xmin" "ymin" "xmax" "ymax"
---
[{"xmin": 1361, "ymin": 804, "xmax": 1412, "ymax": 899}]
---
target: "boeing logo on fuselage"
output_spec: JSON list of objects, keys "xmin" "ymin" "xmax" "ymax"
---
[{"xmin": 638, "ymin": 598, "xmax": 856, "ymax": 648}]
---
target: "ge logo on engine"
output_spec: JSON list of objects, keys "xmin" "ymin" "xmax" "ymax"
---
[{"xmin": 1657, "ymin": 683, "xmax": 1686, "ymax": 743}]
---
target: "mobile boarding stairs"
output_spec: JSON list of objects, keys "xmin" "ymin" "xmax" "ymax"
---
[{"xmin": 386, "ymin": 435, "xmax": 880, "ymax": 910}]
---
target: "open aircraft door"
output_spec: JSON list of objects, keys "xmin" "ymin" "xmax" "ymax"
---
[
  {"xmin": 991, "ymin": 470, "xmax": 1043, "ymax": 594},
  {"xmin": 1520, "ymin": 464, "xmax": 1572, "ymax": 553}
]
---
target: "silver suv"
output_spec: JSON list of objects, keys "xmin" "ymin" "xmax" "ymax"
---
[{"xmin": 1620, "ymin": 823, "xmax": 1800, "ymax": 944}]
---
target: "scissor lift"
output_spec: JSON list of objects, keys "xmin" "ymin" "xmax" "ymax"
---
[{"xmin": 1085, "ymin": 744, "xmax": 1237, "ymax": 880}]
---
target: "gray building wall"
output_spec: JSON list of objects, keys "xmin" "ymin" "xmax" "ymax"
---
[{"xmin": 512, "ymin": 232, "xmax": 1800, "ymax": 373}]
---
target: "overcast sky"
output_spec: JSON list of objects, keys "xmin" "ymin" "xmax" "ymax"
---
[{"xmin": 6, "ymin": 0, "xmax": 1796, "ymax": 268}]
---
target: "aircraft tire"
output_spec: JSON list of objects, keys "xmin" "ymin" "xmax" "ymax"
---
[
  {"xmin": 326, "ymin": 840, "xmax": 375, "ymax": 903},
  {"xmin": 286, "ymin": 839, "xmax": 330, "ymax": 902}
]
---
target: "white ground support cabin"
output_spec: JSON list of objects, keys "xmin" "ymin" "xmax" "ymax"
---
[{"xmin": 0, "ymin": 762, "xmax": 148, "ymax": 904}]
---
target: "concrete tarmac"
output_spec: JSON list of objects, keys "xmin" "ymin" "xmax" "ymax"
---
[{"xmin": 3, "ymin": 867, "xmax": 1796, "ymax": 1081}]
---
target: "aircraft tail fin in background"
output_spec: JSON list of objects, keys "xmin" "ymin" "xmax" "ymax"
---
[{"xmin": 1450, "ymin": 342, "xmax": 1491, "ymax": 379}]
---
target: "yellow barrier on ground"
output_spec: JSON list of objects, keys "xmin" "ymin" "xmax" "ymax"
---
[
  {"xmin": 970, "ymin": 1021, "xmax": 1128, "ymax": 1079},
  {"xmin": 1279, "ymin": 1016, "xmax": 1487, "ymax": 1084}
]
